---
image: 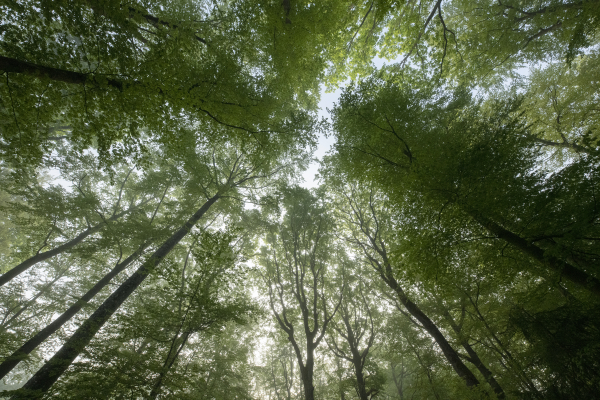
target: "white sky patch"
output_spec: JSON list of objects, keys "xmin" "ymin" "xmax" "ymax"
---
[{"xmin": 301, "ymin": 57, "xmax": 389, "ymax": 189}]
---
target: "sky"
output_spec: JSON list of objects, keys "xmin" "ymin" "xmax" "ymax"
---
[
  {"xmin": 301, "ymin": 58, "xmax": 388, "ymax": 188},
  {"xmin": 300, "ymin": 87, "xmax": 342, "ymax": 189}
]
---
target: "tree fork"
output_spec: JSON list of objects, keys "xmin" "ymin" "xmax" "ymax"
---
[{"xmin": 8, "ymin": 194, "xmax": 220, "ymax": 400}]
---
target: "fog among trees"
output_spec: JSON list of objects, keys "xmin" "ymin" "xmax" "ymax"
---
[{"xmin": 1, "ymin": 0, "xmax": 599, "ymax": 399}]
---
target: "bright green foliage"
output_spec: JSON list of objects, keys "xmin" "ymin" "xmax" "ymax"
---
[
  {"xmin": 43, "ymin": 228, "xmax": 257, "ymax": 399},
  {"xmin": 330, "ymin": 75, "xmax": 600, "ymax": 290},
  {"xmin": 517, "ymin": 52, "xmax": 600, "ymax": 156},
  {"xmin": 361, "ymin": 0, "xmax": 600, "ymax": 84},
  {"xmin": 324, "ymin": 70, "xmax": 600, "ymax": 397},
  {"xmin": 2, "ymin": 0, "xmax": 600, "ymax": 398},
  {"xmin": 0, "ymin": 0, "xmax": 320, "ymax": 168}
]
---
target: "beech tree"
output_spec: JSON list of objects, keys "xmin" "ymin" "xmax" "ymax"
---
[
  {"xmin": 330, "ymin": 78, "xmax": 600, "ymax": 296},
  {"xmin": 327, "ymin": 74, "xmax": 600, "ymax": 398},
  {"xmin": 2, "ymin": 0, "xmax": 600, "ymax": 398},
  {"xmin": 260, "ymin": 187, "xmax": 343, "ymax": 400},
  {"xmin": 325, "ymin": 264, "xmax": 383, "ymax": 400}
]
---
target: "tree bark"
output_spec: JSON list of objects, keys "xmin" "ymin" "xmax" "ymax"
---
[
  {"xmin": 0, "ymin": 56, "xmax": 124, "ymax": 90},
  {"xmin": 0, "ymin": 207, "xmax": 136, "ymax": 287},
  {"xmin": 462, "ymin": 341, "xmax": 505, "ymax": 399},
  {"xmin": 10, "ymin": 193, "xmax": 220, "ymax": 399},
  {"xmin": 470, "ymin": 212, "xmax": 600, "ymax": 297},
  {"xmin": 383, "ymin": 273, "xmax": 480, "ymax": 388},
  {"xmin": 0, "ymin": 242, "xmax": 148, "ymax": 379},
  {"xmin": 352, "ymin": 355, "xmax": 369, "ymax": 400},
  {"xmin": 440, "ymin": 306, "xmax": 506, "ymax": 399},
  {"xmin": 299, "ymin": 349, "xmax": 316, "ymax": 400}
]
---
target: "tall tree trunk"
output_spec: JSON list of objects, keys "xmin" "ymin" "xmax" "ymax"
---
[
  {"xmin": 468, "ymin": 294, "xmax": 542, "ymax": 397},
  {"xmin": 440, "ymin": 307, "xmax": 506, "ymax": 399},
  {"xmin": 375, "ymin": 260, "xmax": 480, "ymax": 388},
  {"xmin": 462, "ymin": 341, "xmax": 505, "ymax": 399},
  {"xmin": 0, "ymin": 242, "xmax": 148, "ymax": 379},
  {"xmin": 10, "ymin": 194, "xmax": 220, "ymax": 400},
  {"xmin": 352, "ymin": 357, "xmax": 369, "ymax": 400},
  {"xmin": 352, "ymin": 194, "xmax": 480, "ymax": 389},
  {"xmin": 0, "ymin": 207, "xmax": 138, "ymax": 287},
  {"xmin": 470, "ymin": 212, "xmax": 600, "ymax": 297},
  {"xmin": 300, "ymin": 349, "xmax": 315, "ymax": 400}
]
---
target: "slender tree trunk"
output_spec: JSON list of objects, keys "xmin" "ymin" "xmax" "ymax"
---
[
  {"xmin": 351, "ymin": 193, "xmax": 479, "ymax": 390},
  {"xmin": 470, "ymin": 212, "xmax": 600, "ymax": 297},
  {"xmin": 148, "ymin": 331, "xmax": 191, "ymax": 399},
  {"xmin": 270, "ymin": 357, "xmax": 283, "ymax": 400},
  {"xmin": 391, "ymin": 360, "xmax": 406, "ymax": 400},
  {"xmin": 0, "ymin": 208, "xmax": 136, "ymax": 287},
  {"xmin": 0, "ymin": 242, "xmax": 148, "ymax": 379},
  {"xmin": 352, "ymin": 355, "xmax": 369, "ymax": 400},
  {"xmin": 462, "ymin": 341, "xmax": 505, "ymax": 399},
  {"xmin": 299, "ymin": 347, "xmax": 316, "ymax": 400},
  {"xmin": 1, "ymin": 267, "xmax": 68, "ymax": 329},
  {"xmin": 10, "ymin": 194, "xmax": 220, "ymax": 400},
  {"xmin": 440, "ymin": 306, "xmax": 505, "ymax": 399},
  {"xmin": 344, "ymin": 325, "xmax": 369, "ymax": 400},
  {"xmin": 286, "ymin": 356, "xmax": 293, "ymax": 400},
  {"xmin": 381, "ymin": 270, "xmax": 480, "ymax": 388},
  {"xmin": 468, "ymin": 295, "xmax": 542, "ymax": 397},
  {"xmin": 335, "ymin": 356, "xmax": 346, "ymax": 400}
]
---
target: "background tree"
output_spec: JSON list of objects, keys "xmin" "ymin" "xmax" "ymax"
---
[
  {"xmin": 260, "ymin": 186, "xmax": 343, "ymax": 400},
  {"xmin": 326, "ymin": 261, "xmax": 383, "ymax": 400},
  {"xmin": 3, "ymin": 0, "xmax": 600, "ymax": 398}
]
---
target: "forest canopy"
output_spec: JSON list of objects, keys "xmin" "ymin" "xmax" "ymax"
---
[{"xmin": 1, "ymin": 0, "xmax": 599, "ymax": 399}]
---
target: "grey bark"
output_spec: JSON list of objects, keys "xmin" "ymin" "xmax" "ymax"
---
[
  {"xmin": 0, "ymin": 242, "xmax": 148, "ymax": 379},
  {"xmin": 10, "ymin": 193, "xmax": 220, "ymax": 399}
]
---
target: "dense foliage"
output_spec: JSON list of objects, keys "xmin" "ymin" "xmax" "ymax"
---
[{"xmin": 1, "ymin": 0, "xmax": 599, "ymax": 399}]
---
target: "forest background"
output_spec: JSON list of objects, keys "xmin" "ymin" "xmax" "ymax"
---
[{"xmin": 1, "ymin": 0, "xmax": 600, "ymax": 399}]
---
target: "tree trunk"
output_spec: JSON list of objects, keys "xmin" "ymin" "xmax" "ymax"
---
[
  {"xmin": 391, "ymin": 361, "xmax": 406, "ymax": 400},
  {"xmin": 440, "ymin": 306, "xmax": 505, "ymax": 398},
  {"xmin": 148, "ymin": 331, "xmax": 191, "ymax": 399},
  {"xmin": 300, "ymin": 358, "xmax": 315, "ymax": 400},
  {"xmin": 462, "ymin": 341, "xmax": 505, "ymax": 399},
  {"xmin": 0, "ymin": 56, "xmax": 124, "ymax": 90},
  {"xmin": 0, "ymin": 242, "xmax": 148, "ymax": 379},
  {"xmin": 345, "ymin": 324, "xmax": 369, "ymax": 400},
  {"xmin": 471, "ymin": 212, "xmax": 600, "ymax": 297},
  {"xmin": 352, "ymin": 357, "xmax": 369, "ymax": 400},
  {"xmin": 382, "ymin": 271, "xmax": 480, "ymax": 388},
  {"xmin": 10, "ymin": 194, "xmax": 220, "ymax": 400},
  {"xmin": 0, "ymin": 207, "xmax": 136, "ymax": 287}
]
